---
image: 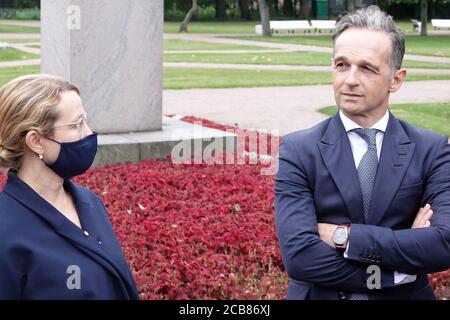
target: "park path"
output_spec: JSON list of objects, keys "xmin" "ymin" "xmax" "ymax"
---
[
  {"xmin": 0, "ymin": 29, "xmax": 448, "ymax": 137},
  {"xmin": 0, "ymin": 20, "xmax": 40, "ymax": 27},
  {"xmin": 163, "ymin": 80, "xmax": 450, "ymax": 135},
  {"xmin": 165, "ymin": 62, "xmax": 450, "ymax": 74}
]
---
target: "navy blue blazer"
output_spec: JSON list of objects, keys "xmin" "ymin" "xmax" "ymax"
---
[
  {"xmin": 275, "ymin": 112, "xmax": 450, "ymax": 300},
  {"xmin": 0, "ymin": 171, "xmax": 139, "ymax": 300}
]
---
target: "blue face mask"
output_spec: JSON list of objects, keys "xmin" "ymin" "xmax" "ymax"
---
[{"xmin": 41, "ymin": 133, "xmax": 98, "ymax": 179}]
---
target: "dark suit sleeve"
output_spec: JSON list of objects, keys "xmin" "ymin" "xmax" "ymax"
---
[
  {"xmin": 275, "ymin": 137, "xmax": 395, "ymax": 292},
  {"xmin": 346, "ymin": 136, "xmax": 450, "ymax": 274}
]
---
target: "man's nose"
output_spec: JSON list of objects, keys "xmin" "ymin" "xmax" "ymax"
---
[{"xmin": 344, "ymin": 67, "xmax": 360, "ymax": 86}]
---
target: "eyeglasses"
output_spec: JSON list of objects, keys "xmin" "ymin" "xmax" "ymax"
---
[{"xmin": 53, "ymin": 112, "xmax": 89, "ymax": 139}]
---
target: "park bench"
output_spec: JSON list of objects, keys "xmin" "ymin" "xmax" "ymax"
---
[
  {"xmin": 255, "ymin": 20, "xmax": 313, "ymax": 35},
  {"xmin": 310, "ymin": 20, "xmax": 336, "ymax": 33},
  {"xmin": 431, "ymin": 19, "xmax": 450, "ymax": 30}
]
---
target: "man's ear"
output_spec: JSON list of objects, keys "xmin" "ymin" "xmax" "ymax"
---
[
  {"xmin": 24, "ymin": 130, "xmax": 45, "ymax": 156},
  {"xmin": 389, "ymin": 68, "xmax": 407, "ymax": 93}
]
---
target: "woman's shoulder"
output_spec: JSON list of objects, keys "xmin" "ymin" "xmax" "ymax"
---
[
  {"xmin": 0, "ymin": 191, "xmax": 29, "ymax": 220},
  {"xmin": 0, "ymin": 192, "xmax": 33, "ymax": 245}
]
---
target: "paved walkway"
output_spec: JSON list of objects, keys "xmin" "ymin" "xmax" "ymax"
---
[
  {"xmin": 163, "ymin": 80, "xmax": 450, "ymax": 135},
  {"xmin": 165, "ymin": 62, "xmax": 450, "ymax": 74},
  {"xmin": 7, "ymin": 42, "xmax": 40, "ymax": 55},
  {"xmin": 0, "ymin": 29, "xmax": 448, "ymax": 137},
  {"xmin": 0, "ymin": 59, "xmax": 40, "ymax": 68},
  {"xmin": 0, "ymin": 33, "xmax": 39, "ymax": 39},
  {"xmin": 0, "ymin": 20, "xmax": 40, "ymax": 27}
]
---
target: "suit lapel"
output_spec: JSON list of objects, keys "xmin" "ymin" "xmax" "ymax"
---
[
  {"xmin": 368, "ymin": 113, "xmax": 416, "ymax": 225},
  {"xmin": 56, "ymin": 214, "xmax": 134, "ymax": 299},
  {"xmin": 318, "ymin": 113, "xmax": 365, "ymax": 223}
]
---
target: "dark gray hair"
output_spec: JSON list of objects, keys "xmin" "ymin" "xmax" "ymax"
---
[{"xmin": 333, "ymin": 5, "xmax": 405, "ymax": 70}]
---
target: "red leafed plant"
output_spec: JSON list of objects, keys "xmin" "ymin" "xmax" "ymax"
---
[{"xmin": 0, "ymin": 117, "xmax": 448, "ymax": 300}]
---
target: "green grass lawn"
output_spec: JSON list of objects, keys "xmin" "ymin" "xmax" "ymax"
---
[
  {"xmin": 0, "ymin": 48, "xmax": 39, "ymax": 61},
  {"xmin": 0, "ymin": 65, "xmax": 40, "ymax": 86},
  {"xmin": 0, "ymin": 21, "xmax": 256, "ymax": 35},
  {"xmin": 163, "ymin": 67, "xmax": 332, "ymax": 89},
  {"xmin": 163, "ymin": 67, "xmax": 450, "ymax": 89},
  {"xmin": 231, "ymin": 34, "xmax": 450, "ymax": 58},
  {"xmin": 0, "ymin": 24, "xmax": 40, "ymax": 33},
  {"xmin": 0, "ymin": 20, "xmax": 431, "ymax": 35},
  {"xmin": 165, "ymin": 51, "xmax": 450, "ymax": 69},
  {"xmin": 163, "ymin": 39, "xmax": 270, "ymax": 51},
  {"xmin": 319, "ymin": 103, "xmax": 450, "ymax": 136},
  {"xmin": 403, "ymin": 60, "xmax": 450, "ymax": 69},
  {"xmin": 164, "ymin": 51, "xmax": 332, "ymax": 66},
  {"xmin": 164, "ymin": 21, "xmax": 256, "ymax": 34},
  {"xmin": 1, "ymin": 65, "xmax": 450, "ymax": 90},
  {"xmin": 396, "ymin": 21, "xmax": 434, "ymax": 33}
]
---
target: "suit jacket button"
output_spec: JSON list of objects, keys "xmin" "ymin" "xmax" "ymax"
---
[{"xmin": 83, "ymin": 230, "xmax": 90, "ymax": 237}]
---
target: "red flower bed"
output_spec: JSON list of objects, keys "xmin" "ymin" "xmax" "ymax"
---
[
  {"xmin": 75, "ymin": 160, "xmax": 285, "ymax": 299},
  {"xmin": 0, "ymin": 117, "xmax": 448, "ymax": 300}
]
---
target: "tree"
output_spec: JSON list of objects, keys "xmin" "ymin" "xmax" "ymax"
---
[
  {"xmin": 179, "ymin": 0, "xmax": 199, "ymax": 33},
  {"xmin": 258, "ymin": 0, "xmax": 271, "ymax": 36},
  {"xmin": 239, "ymin": 0, "xmax": 252, "ymax": 20},
  {"xmin": 420, "ymin": 0, "xmax": 428, "ymax": 36},
  {"xmin": 283, "ymin": 0, "xmax": 295, "ymax": 17},
  {"xmin": 299, "ymin": 0, "xmax": 313, "ymax": 19},
  {"xmin": 347, "ymin": 0, "xmax": 355, "ymax": 12},
  {"xmin": 215, "ymin": 0, "xmax": 226, "ymax": 21}
]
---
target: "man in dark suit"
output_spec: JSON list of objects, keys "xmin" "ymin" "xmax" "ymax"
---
[{"xmin": 275, "ymin": 6, "xmax": 450, "ymax": 300}]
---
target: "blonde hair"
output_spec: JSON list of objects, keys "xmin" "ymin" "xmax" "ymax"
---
[{"xmin": 0, "ymin": 74, "xmax": 80, "ymax": 170}]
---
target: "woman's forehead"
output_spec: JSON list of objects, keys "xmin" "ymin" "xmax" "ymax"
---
[{"xmin": 54, "ymin": 91, "xmax": 84, "ymax": 122}]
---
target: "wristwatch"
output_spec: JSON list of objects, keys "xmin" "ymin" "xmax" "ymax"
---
[{"xmin": 332, "ymin": 224, "xmax": 350, "ymax": 253}]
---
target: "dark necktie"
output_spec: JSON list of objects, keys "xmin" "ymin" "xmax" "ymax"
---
[{"xmin": 347, "ymin": 128, "xmax": 380, "ymax": 300}]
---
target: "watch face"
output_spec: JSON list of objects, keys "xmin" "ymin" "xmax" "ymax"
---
[{"xmin": 333, "ymin": 227, "xmax": 347, "ymax": 245}]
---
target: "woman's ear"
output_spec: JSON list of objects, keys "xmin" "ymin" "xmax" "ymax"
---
[
  {"xmin": 389, "ymin": 68, "xmax": 407, "ymax": 93},
  {"xmin": 24, "ymin": 130, "xmax": 45, "ymax": 156}
]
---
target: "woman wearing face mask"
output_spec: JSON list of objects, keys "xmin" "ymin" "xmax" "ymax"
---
[{"xmin": 0, "ymin": 74, "xmax": 139, "ymax": 300}]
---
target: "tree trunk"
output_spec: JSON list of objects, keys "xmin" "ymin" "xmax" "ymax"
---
[
  {"xmin": 347, "ymin": 0, "xmax": 355, "ymax": 12},
  {"xmin": 179, "ymin": 0, "xmax": 198, "ymax": 33},
  {"xmin": 283, "ymin": 0, "xmax": 295, "ymax": 17},
  {"xmin": 299, "ymin": 0, "xmax": 312, "ymax": 20},
  {"xmin": 239, "ymin": 0, "xmax": 252, "ymax": 20},
  {"xmin": 420, "ymin": 0, "xmax": 428, "ymax": 36},
  {"xmin": 215, "ymin": 0, "xmax": 226, "ymax": 21},
  {"xmin": 2, "ymin": 0, "xmax": 14, "ymax": 8},
  {"xmin": 258, "ymin": 0, "xmax": 271, "ymax": 37}
]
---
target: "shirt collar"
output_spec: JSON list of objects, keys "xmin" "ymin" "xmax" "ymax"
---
[{"xmin": 339, "ymin": 109, "xmax": 389, "ymax": 133}]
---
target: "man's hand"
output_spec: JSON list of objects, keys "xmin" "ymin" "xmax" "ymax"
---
[
  {"xmin": 412, "ymin": 204, "xmax": 433, "ymax": 228},
  {"xmin": 317, "ymin": 223, "xmax": 338, "ymax": 248}
]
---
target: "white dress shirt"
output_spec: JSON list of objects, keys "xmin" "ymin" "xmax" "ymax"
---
[{"xmin": 339, "ymin": 110, "xmax": 416, "ymax": 286}]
